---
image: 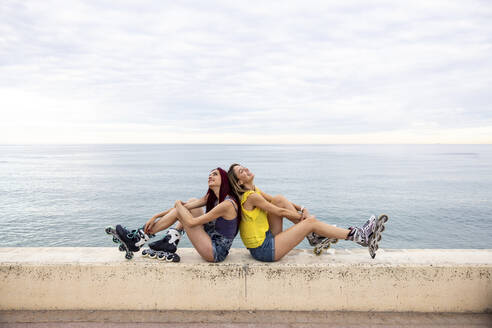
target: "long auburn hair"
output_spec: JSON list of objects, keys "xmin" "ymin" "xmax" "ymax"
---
[{"xmin": 205, "ymin": 167, "xmax": 240, "ymax": 215}]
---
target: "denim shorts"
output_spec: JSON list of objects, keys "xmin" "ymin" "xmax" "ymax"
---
[
  {"xmin": 210, "ymin": 232, "xmax": 234, "ymax": 263},
  {"xmin": 204, "ymin": 222, "xmax": 234, "ymax": 263},
  {"xmin": 248, "ymin": 230, "xmax": 275, "ymax": 262}
]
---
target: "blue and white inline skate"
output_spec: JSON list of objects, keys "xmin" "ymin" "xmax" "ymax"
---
[
  {"xmin": 105, "ymin": 224, "xmax": 153, "ymax": 260},
  {"xmin": 141, "ymin": 228, "xmax": 182, "ymax": 262}
]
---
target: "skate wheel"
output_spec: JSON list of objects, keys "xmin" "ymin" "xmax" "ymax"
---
[
  {"xmin": 313, "ymin": 248, "xmax": 322, "ymax": 256},
  {"xmin": 105, "ymin": 227, "xmax": 112, "ymax": 234},
  {"xmin": 380, "ymin": 225, "xmax": 385, "ymax": 232},
  {"xmin": 172, "ymin": 254, "xmax": 181, "ymax": 262},
  {"xmin": 142, "ymin": 249, "xmax": 149, "ymax": 257},
  {"xmin": 378, "ymin": 234, "xmax": 382, "ymax": 242},
  {"xmin": 125, "ymin": 253, "xmax": 133, "ymax": 260},
  {"xmin": 119, "ymin": 244, "xmax": 125, "ymax": 252},
  {"xmin": 113, "ymin": 237, "xmax": 119, "ymax": 243},
  {"xmin": 369, "ymin": 245, "xmax": 376, "ymax": 258}
]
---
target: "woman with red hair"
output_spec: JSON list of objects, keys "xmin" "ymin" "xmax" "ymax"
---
[{"xmin": 114, "ymin": 168, "xmax": 239, "ymax": 263}]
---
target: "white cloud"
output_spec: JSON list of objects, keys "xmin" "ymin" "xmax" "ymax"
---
[{"xmin": 1, "ymin": 0, "xmax": 491, "ymax": 143}]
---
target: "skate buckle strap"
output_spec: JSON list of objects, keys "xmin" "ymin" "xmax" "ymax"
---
[
  {"xmin": 127, "ymin": 228, "xmax": 140, "ymax": 239},
  {"xmin": 126, "ymin": 228, "xmax": 137, "ymax": 239},
  {"xmin": 126, "ymin": 227, "xmax": 149, "ymax": 240}
]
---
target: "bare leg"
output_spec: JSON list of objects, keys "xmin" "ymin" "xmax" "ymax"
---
[
  {"xmin": 150, "ymin": 198, "xmax": 201, "ymax": 234},
  {"xmin": 267, "ymin": 195, "xmax": 301, "ymax": 236},
  {"xmin": 175, "ymin": 221, "xmax": 184, "ymax": 231},
  {"xmin": 150, "ymin": 208, "xmax": 180, "ymax": 234},
  {"xmin": 274, "ymin": 217, "xmax": 350, "ymax": 261},
  {"xmin": 177, "ymin": 209, "xmax": 214, "ymax": 262}
]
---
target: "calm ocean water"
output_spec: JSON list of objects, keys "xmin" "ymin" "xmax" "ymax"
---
[{"xmin": 0, "ymin": 144, "xmax": 491, "ymax": 249}]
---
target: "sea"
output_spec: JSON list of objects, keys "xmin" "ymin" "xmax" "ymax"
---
[{"xmin": 1, "ymin": 144, "xmax": 491, "ymax": 249}]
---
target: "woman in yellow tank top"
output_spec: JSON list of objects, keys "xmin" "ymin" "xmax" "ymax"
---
[{"xmin": 227, "ymin": 163, "xmax": 389, "ymax": 262}]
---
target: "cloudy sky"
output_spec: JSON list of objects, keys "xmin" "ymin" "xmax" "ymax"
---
[{"xmin": 1, "ymin": 0, "xmax": 491, "ymax": 143}]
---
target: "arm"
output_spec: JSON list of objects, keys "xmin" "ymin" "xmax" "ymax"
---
[
  {"xmin": 144, "ymin": 195, "xmax": 207, "ymax": 233},
  {"xmin": 290, "ymin": 201, "xmax": 302, "ymax": 212},
  {"xmin": 259, "ymin": 190, "xmax": 274, "ymax": 202},
  {"xmin": 151, "ymin": 208, "xmax": 172, "ymax": 219},
  {"xmin": 175, "ymin": 200, "xmax": 234, "ymax": 228},
  {"xmin": 260, "ymin": 190, "xmax": 303, "ymax": 211},
  {"xmin": 247, "ymin": 193, "xmax": 303, "ymax": 221},
  {"xmin": 183, "ymin": 195, "xmax": 207, "ymax": 210},
  {"xmin": 152, "ymin": 195, "xmax": 206, "ymax": 219}
]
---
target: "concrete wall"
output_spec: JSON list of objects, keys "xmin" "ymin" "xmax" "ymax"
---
[{"xmin": 0, "ymin": 248, "xmax": 491, "ymax": 313}]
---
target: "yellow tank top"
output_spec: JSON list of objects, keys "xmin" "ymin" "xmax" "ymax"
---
[{"xmin": 239, "ymin": 187, "xmax": 270, "ymax": 248}]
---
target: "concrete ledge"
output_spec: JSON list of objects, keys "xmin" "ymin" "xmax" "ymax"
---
[{"xmin": 0, "ymin": 248, "xmax": 491, "ymax": 313}]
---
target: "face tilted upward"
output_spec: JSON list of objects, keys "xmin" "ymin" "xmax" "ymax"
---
[
  {"xmin": 208, "ymin": 169, "xmax": 221, "ymax": 188},
  {"xmin": 233, "ymin": 165, "xmax": 254, "ymax": 185}
]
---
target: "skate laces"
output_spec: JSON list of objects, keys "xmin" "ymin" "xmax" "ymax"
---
[
  {"xmin": 349, "ymin": 217, "xmax": 375, "ymax": 246},
  {"xmin": 353, "ymin": 227, "xmax": 364, "ymax": 243},
  {"xmin": 126, "ymin": 225, "xmax": 152, "ymax": 240},
  {"xmin": 126, "ymin": 228, "xmax": 140, "ymax": 240},
  {"xmin": 347, "ymin": 227, "xmax": 366, "ymax": 245},
  {"xmin": 362, "ymin": 215, "xmax": 376, "ymax": 239}
]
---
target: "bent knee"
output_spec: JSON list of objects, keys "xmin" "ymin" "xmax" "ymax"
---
[
  {"xmin": 304, "ymin": 216, "xmax": 318, "ymax": 225},
  {"xmin": 201, "ymin": 250, "xmax": 215, "ymax": 262},
  {"xmin": 271, "ymin": 194, "xmax": 288, "ymax": 205}
]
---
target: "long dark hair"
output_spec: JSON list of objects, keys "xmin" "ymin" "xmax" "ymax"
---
[{"xmin": 205, "ymin": 167, "xmax": 240, "ymax": 214}]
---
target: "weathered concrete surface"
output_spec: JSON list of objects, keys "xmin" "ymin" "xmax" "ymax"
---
[
  {"xmin": 1, "ymin": 310, "xmax": 491, "ymax": 327},
  {"xmin": 0, "ymin": 248, "xmax": 491, "ymax": 313}
]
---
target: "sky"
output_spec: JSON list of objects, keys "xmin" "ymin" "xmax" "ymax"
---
[{"xmin": 1, "ymin": 0, "xmax": 491, "ymax": 144}]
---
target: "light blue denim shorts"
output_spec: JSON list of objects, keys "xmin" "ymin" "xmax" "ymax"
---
[{"xmin": 248, "ymin": 230, "xmax": 275, "ymax": 262}]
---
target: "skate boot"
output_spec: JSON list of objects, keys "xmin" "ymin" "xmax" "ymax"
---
[
  {"xmin": 142, "ymin": 228, "xmax": 182, "ymax": 263},
  {"xmin": 148, "ymin": 228, "xmax": 183, "ymax": 253},
  {"xmin": 307, "ymin": 223, "xmax": 340, "ymax": 255},
  {"xmin": 115, "ymin": 225, "xmax": 151, "ymax": 251},
  {"xmin": 105, "ymin": 224, "xmax": 153, "ymax": 260},
  {"xmin": 306, "ymin": 232, "xmax": 324, "ymax": 246},
  {"xmin": 347, "ymin": 214, "xmax": 389, "ymax": 259},
  {"xmin": 313, "ymin": 236, "xmax": 339, "ymax": 255}
]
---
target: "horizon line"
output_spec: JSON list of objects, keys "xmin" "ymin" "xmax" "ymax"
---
[{"xmin": 1, "ymin": 143, "xmax": 491, "ymax": 146}]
